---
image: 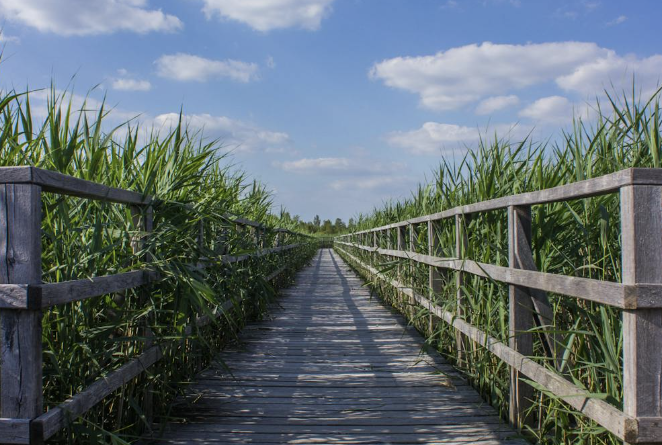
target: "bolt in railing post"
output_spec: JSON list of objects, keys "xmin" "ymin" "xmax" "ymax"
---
[
  {"xmin": 507, "ymin": 205, "xmax": 535, "ymax": 430},
  {"xmin": 621, "ymin": 185, "xmax": 662, "ymax": 444},
  {"xmin": 0, "ymin": 184, "xmax": 43, "ymax": 430},
  {"xmin": 427, "ymin": 220, "xmax": 442, "ymax": 336}
]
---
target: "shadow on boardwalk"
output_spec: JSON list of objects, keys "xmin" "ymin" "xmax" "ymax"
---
[{"xmin": 151, "ymin": 248, "xmax": 526, "ymax": 444}]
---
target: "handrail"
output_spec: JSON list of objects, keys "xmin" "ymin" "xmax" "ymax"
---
[
  {"xmin": 0, "ymin": 167, "xmax": 315, "ymax": 444},
  {"xmin": 335, "ymin": 167, "xmax": 662, "ymax": 444}
]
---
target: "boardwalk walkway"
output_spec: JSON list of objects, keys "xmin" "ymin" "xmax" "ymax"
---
[{"xmin": 156, "ymin": 249, "xmax": 525, "ymax": 444}]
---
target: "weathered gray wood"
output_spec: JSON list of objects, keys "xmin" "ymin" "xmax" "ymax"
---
[
  {"xmin": 38, "ymin": 270, "xmax": 154, "ymax": 307},
  {"xmin": 0, "ymin": 419, "xmax": 30, "ymax": 444},
  {"xmin": 335, "ymin": 241, "xmax": 662, "ymax": 309},
  {"xmin": 428, "ymin": 220, "xmax": 442, "ymax": 335},
  {"xmin": 621, "ymin": 185, "xmax": 662, "ymax": 444},
  {"xmin": 336, "ymin": 246, "xmax": 661, "ymax": 443},
  {"xmin": 455, "ymin": 214, "xmax": 469, "ymax": 365},
  {"xmin": 31, "ymin": 346, "xmax": 162, "ymax": 443},
  {"xmin": 345, "ymin": 168, "xmax": 662, "ymax": 235},
  {"xmin": 157, "ymin": 249, "xmax": 525, "ymax": 445},
  {"xmin": 507, "ymin": 205, "xmax": 535, "ymax": 430},
  {"xmin": 0, "ymin": 184, "xmax": 43, "ymax": 426}
]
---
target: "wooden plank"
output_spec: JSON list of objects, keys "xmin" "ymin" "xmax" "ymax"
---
[
  {"xmin": 0, "ymin": 419, "xmax": 30, "ymax": 444},
  {"xmin": 336, "ymin": 246, "xmax": 662, "ymax": 443},
  {"xmin": 0, "ymin": 184, "xmax": 43, "ymax": 426},
  {"xmin": 507, "ymin": 205, "xmax": 535, "ymax": 430},
  {"xmin": 38, "ymin": 270, "xmax": 154, "ymax": 307},
  {"xmin": 455, "ymin": 214, "xmax": 469, "ymax": 364},
  {"xmin": 32, "ymin": 346, "xmax": 163, "ymax": 443},
  {"xmin": 335, "ymin": 241, "xmax": 662, "ymax": 309},
  {"xmin": 621, "ymin": 185, "xmax": 662, "ymax": 444},
  {"xmin": 348, "ymin": 168, "xmax": 662, "ymax": 235}
]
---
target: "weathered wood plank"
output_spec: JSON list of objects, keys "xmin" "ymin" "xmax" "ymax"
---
[
  {"xmin": 32, "ymin": 346, "xmax": 163, "ymax": 442},
  {"xmin": 335, "ymin": 241, "xmax": 662, "ymax": 309},
  {"xmin": 621, "ymin": 185, "xmax": 662, "ymax": 445},
  {"xmin": 0, "ymin": 184, "xmax": 43, "ymax": 425},
  {"xmin": 343, "ymin": 168, "xmax": 662, "ymax": 235},
  {"xmin": 156, "ymin": 249, "xmax": 526, "ymax": 445}
]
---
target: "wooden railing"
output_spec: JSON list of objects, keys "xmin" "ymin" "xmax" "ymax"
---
[
  {"xmin": 335, "ymin": 167, "xmax": 662, "ymax": 444},
  {"xmin": 0, "ymin": 166, "xmax": 314, "ymax": 444}
]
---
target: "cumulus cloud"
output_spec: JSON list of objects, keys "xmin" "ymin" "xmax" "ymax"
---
[
  {"xmin": 475, "ymin": 95, "xmax": 519, "ymax": 115},
  {"xmin": 0, "ymin": 0, "xmax": 182, "ymax": 36},
  {"xmin": 370, "ymin": 41, "xmax": 662, "ymax": 111},
  {"xmin": 519, "ymin": 96, "xmax": 575, "ymax": 125},
  {"xmin": 386, "ymin": 122, "xmax": 523, "ymax": 155},
  {"xmin": 155, "ymin": 53, "xmax": 259, "ymax": 82},
  {"xmin": 276, "ymin": 157, "xmax": 404, "ymax": 175},
  {"xmin": 199, "ymin": 0, "xmax": 335, "ymax": 32},
  {"xmin": 153, "ymin": 112, "xmax": 290, "ymax": 153}
]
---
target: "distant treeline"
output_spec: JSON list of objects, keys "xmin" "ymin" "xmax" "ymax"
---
[{"xmin": 278, "ymin": 212, "xmax": 355, "ymax": 235}]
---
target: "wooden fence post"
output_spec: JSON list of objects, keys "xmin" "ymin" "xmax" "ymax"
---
[
  {"xmin": 0, "ymin": 184, "xmax": 43, "ymax": 424},
  {"xmin": 621, "ymin": 185, "xmax": 662, "ymax": 443},
  {"xmin": 455, "ymin": 214, "xmax": 470, "ymax": 364},
  {"xmin": 428, "ymin": 220, "xmax": 442, "ymax": 336},
  {"xmin": 130, "ymin": 204, "xmax": 155, "ymax": 429},
  {"xmin": 507, "ymin": 205, "xmax": 535, "ymax": 430}
]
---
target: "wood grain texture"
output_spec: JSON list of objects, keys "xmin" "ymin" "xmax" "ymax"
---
[
  {"xmin": 153, "ymin": 249, "xmax": 525, "ymax": 445},
  {"xmin": 0, "ymin": 184, "xmax": 43, "ymax": 424},
  {"xmin": 507, "ymin": 206, "xmax": 535, "ymax": 430},
  {"xmin": 621, "ymin": 185, "xmax": 662, "ymax": 445}
]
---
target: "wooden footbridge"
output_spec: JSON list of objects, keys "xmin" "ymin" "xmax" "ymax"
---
[
  {"xmin": 0, "ymin": 167, "xmax": 661, "ymax": 444},
  {"xmin": 155, "ymin": 249, "xmax": 525, "ymax": 444}
]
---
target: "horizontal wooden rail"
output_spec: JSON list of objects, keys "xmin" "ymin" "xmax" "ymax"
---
[
  {"xmin": 348, "ymin": 168, "xmax": 662, "ymax": 235},
  {"xmin": 335, "ymin": 168, "xmax": 662, "ymax": 443},
  {"xmin": 335, "ymin": 246, "xmax": 661, "ymax": 443},
  {"xmin": 334, "ymin": 241, "xmax": 662, "ymax": 309}
]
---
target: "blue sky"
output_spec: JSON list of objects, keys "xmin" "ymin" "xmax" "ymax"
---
[{"xmin": 0, "ymin": 0, "xmax": 660, "ymax": 221}]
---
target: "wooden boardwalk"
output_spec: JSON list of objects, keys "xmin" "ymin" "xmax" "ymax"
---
[{"xmin": 156, "ymin": 249, "xmax": 526, "ymax": 445}]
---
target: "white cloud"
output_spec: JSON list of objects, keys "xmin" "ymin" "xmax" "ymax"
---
[
  {"xmin": 475, "ymin": 95, "xmax": 519, "ymax": 115},
  {"xmin": 276, "ymin": 157, "xmax": 404, "ymax": 175},
  {"xmin": 155, "ymin": 53, "xmax": 259, "ymax": 83},
  {"xmin": 153, "ymin": 112, "xmax": 290, "ymax": 153},
  {"xmin": 266, "ymin": 56, "xmax": 276, "ymax": 69},
  {"xmin": 330, "ymin": 175, "xmax": 416, "ymax": 191},
  {"xmin": 556, "ymin": 51, "xmax": 662, "ymax": 97},
  {"xmin": 386, "ymin": 122, "xmax": 523, "ymax": 155},
  {"xmin": 199, "ymin": 0, "xmax": 335, "ymax": 32},
  {"xmin": 370, "ymin": 42, "xmax": 606, "ymax": 111},
  {"xmin": 0, "ymin": 0, "xmax": 182, "ymax": 36},
  {"xmin": 519, "ymin": 96, "xmax": 574, "ymax": 125},
  {"xmin": 111, "ymin": 78, "xmax": 152, "ymax": 92},
  {"xmin": 607, "ymin": 15, "xmax": 627, "ymax": 26},
  {"xmin": 0, "ymin": 31, "xmax": 19, "ymax": 43},
  {"xmin": 370, "ymin": 41, "xmax": 662, "ymax": 112}
]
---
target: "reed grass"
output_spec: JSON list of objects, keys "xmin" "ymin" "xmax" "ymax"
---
[
  {"xmin": 337, "ymin": 86, "xmax": 662, "ymax": 444},
  {"xmin": 0, "ymin": 86, "xmax": 318, "ymax": 443}
]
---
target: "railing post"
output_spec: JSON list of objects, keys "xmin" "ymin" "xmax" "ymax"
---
[
  {"xmin": 408, "ymin": 223, "xmax": 416, "ymax": 318},
  {"xmin": 130, "ymin": 204, "xmax": 155, "ymax": 428},
  {"xmin": 621, "ymin": 185, "xmax": 662, "ymax": 442},
  {"xmin": 455, "ymin": 214, "xmax": 470, "ymax": 365},
  {"xmin": 507, "ymin": 205, "xmax": 535, "ymax": 430},
  {"xmin": 427, "ymin": 220, "xmax": 442, "ymax": 336},
  {"xmin": 0, "ymin": 184, "xmax": 43, "ymax": 423}
]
